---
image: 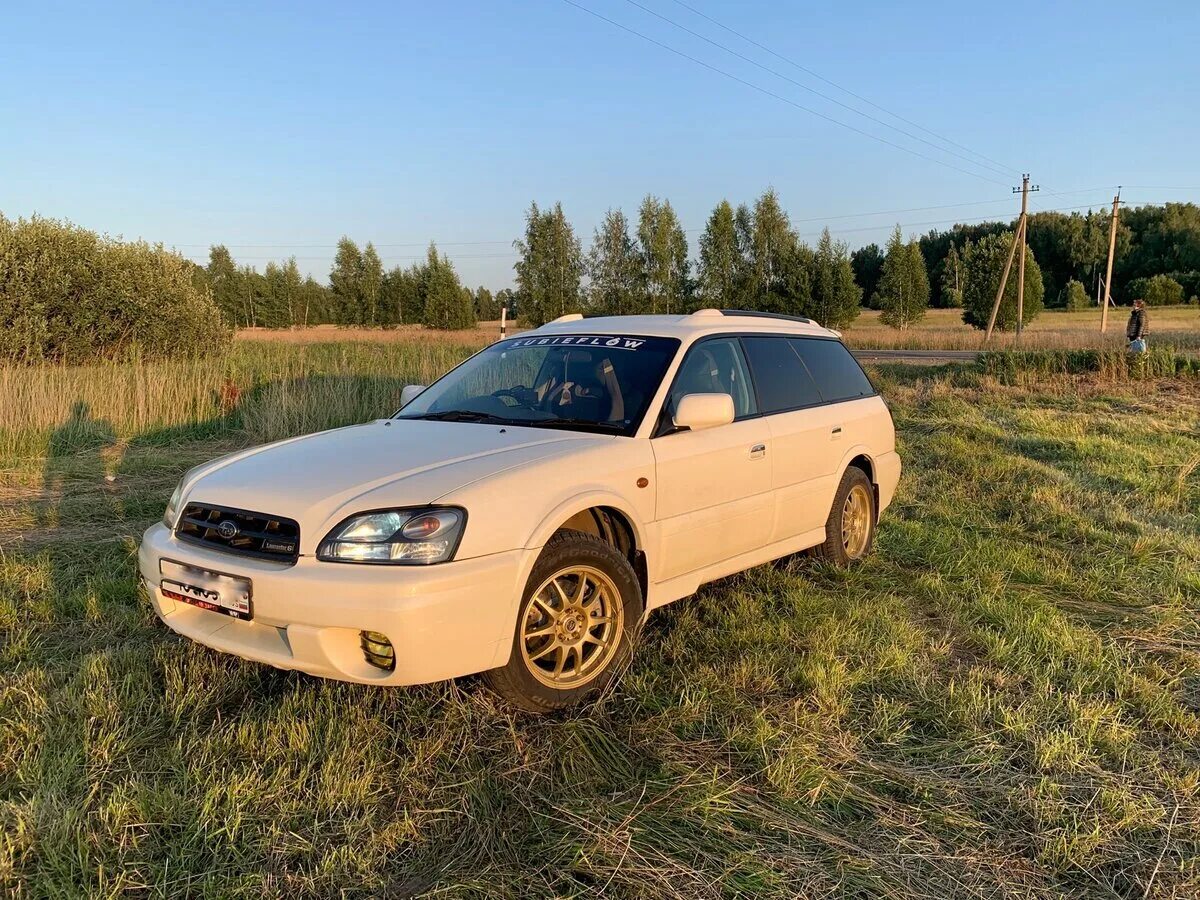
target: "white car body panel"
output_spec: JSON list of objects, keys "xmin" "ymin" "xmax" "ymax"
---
[
  {"xmin": 139, "ymin": 311, "xmax": 902, "ymax": 685},
  {"xmin": 183, "ymin": 420, "xmax": 593, "ymax": 554},
  {"xmin": 650, "ymin": 418, "xmax": 773, "ymax": 582}
]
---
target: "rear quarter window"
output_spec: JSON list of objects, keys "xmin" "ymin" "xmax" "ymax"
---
[{"xmin": 790, "ymin": 338, "xmax": 875, "ymax": 403}]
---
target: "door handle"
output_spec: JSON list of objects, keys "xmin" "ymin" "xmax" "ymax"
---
[
  {"xmin": 831, "ymin": 426, "xmax": 843, "ymax": 436},
  {"xmin": 750, "ymin": 443, "xmax": 766, "ymax": 459}
]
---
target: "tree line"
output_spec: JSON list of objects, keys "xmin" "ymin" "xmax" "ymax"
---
[
  {"xmin": 197, "ymin": 193, "xmax": 1200, "ymax": 334},
  {"xmin": 511, "ymin": 189, "xmax": 1041, "ymax": 331},
  {"xmin": 855, "ymin": 201, "xmax": 1200, "ymax": 313},
  {"xmin": 511, "ymin": 192, "xmax": 1199, "ymax": 331},
  {"xmin": 2, "ymin": 196, "xmax": 1196, "ymax": 361},
  {"xmin": 200, "ymin": 241, "xmax": 509, "ymax": 331},
  {"xmin": 514, "ymin": 191, "xmax": 865, "ymax": 329}
]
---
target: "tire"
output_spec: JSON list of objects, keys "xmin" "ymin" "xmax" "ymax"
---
[
  {"xmin": 484, "ymin": 530, "xmax": 643, "ymax": 713},
  {"xmin": 812, "ymin": 466, "xmax": 876, "ymax": 567}
]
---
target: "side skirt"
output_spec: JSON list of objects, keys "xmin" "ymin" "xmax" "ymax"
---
[{"xmin": 645, "ymin": 526, "xmax": 827, "ymax": 611}]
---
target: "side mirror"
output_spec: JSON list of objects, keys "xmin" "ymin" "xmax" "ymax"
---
[
  {"xmin": 400, "ymin": 384, "xmax": 426, "ymax": 407},
  {"xmin": 673, "ymin": 393, "xmax": 735, "ymax": 432}
]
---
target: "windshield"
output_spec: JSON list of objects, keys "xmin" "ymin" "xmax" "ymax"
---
[{"xmin": 396, "ymin": 334, "xmax": 680, "ymax": 435}]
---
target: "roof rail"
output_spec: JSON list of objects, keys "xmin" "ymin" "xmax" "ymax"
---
[{"xmin": 715, "ymin": 309, "xmax": 817, "ymax": 325}]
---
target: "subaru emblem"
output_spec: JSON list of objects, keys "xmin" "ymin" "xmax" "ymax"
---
[{"xmin": 217, "ymin": 520, "xmax": 239, "ymax": 539}]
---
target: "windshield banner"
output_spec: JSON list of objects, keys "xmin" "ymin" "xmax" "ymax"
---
[{"xmin": 506, "ymin": 335, "xmax": 647, "ymax": 351}]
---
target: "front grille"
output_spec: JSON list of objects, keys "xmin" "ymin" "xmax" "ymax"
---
[{"xmin": 175, "ymin": 503, "xmax": 300, "ymax": 564}]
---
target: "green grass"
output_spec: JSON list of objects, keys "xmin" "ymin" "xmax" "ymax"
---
[
  {"xmin": 2, "ymin": 347, "xmax": 1200, "ymax": 897},
  {"xmin": 980, "ymin": 348, "xmax": 1200, "ymax": 383}
]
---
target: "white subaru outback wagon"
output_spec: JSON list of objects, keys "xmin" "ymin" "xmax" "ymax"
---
[{"xmin": 140, "ymin": 309, "xmax": 901, "ymax": 711}]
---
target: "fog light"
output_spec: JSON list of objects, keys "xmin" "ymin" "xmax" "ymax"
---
[{"xmin": 360, "ymin": 630, "xmax": 396, "ymax": 671}]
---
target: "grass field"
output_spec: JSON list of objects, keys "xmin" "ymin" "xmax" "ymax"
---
[
  {"xmin": 237, "ymin": 323, "xmax": 502, "ymax": 346},
  {"xmin": 2, "ymin": 341, "xmax": 1200, "ymax": 897},
  {"xmin": 234, "ymin": 306, "xmax": 1200, "ymax": 354},
  {"xmin": 844, "ymin": 307, "xmax": 1200, "ymax": 352}
]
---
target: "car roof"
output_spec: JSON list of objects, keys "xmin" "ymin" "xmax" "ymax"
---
[{"xmin": 526, "ymin": 309, "xmax": 842, "ymax": 341}]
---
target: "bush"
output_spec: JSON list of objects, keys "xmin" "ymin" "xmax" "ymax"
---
[
  {"xmin": 1127, "ymin": 274, "xmax": 1185, "ymax": 306},
  {"xmin": 1167, "ymin": 270, "xmax": 1200, "ymax": 303},
  {"xmin": 0, "ymin": 215, "xmax": 229, "ymax": 362},
  {"xmin": 1063, "ymin": 279, "xmax": 1090, "ymax": 311},
  {"xmin": 960, "ymin": 231, "xmax": 1044, "ymax": 331}
]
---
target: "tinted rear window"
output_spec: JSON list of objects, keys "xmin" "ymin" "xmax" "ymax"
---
[
  {"xmin": 741, "ymin": 337, "xmax": 822, "ymax": 413},
  {"xmin": 791, "ymin": 338, "xmax": 875, "ymax": 402}
]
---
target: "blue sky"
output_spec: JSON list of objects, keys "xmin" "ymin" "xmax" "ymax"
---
[{"xmin": 3, "ymin": 0, "xmax": 1198, "ymax": 288}]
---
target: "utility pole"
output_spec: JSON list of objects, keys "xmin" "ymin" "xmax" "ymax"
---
[
  {"xmin": 984, "ymin": 174, "xmax": 1036, "ymax": 344},
  {"xmin": 1100, "ymin": 188, "xmax": 1122, "ymax": 333},
  {"xmin": 985, "ymin": 217, "xmax": 1024, "ymax": 342},
  {"xmin": 1014, "ymin": 174, "xmax": 1039, "ymax": 341}
]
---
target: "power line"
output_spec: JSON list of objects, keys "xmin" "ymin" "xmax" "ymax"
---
[
  {"xmin": 666, "ymin": 0, "xmax": 1018, "ymax": 176},
  {"xmin": 179, "ymin": 201, "xmax": 1109, "ymax": 263},
  {"xmin": 785, "ymin": 194, "xmax": 1086, "ymax": 225},
  {"xmin": 181, "ymin": 251, "xmax": 520, "ymax": 262},
  {"xmin": 172, "ymin": 239, "xmax": 514, "ymax": 249},
  {"xmin": 169, "ymin": 197, "xmax": 1034, "ymax": 250},
  {"xmin": 681, "ymin": 196, "xmax": 1022, "ymax": 232},
  {"xmin": 1119, "ymin": 184, "xmax": 1200, "ymax": 190},
  {"xmin": 622, "ymin": 0, "xmax": 1015, "ymax": 180},
  {"xmin": 557, "ymin": 0, "xmax": 1013, "ymax": 188},
  {"xmin": 797, "ymin": 202, "xmax": 1104, "ymax": 238}
]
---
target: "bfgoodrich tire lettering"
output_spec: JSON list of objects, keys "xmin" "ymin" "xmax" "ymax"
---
[{"xmin": 485, "ymin": 530, "xmax": 642, "ymax": 713}]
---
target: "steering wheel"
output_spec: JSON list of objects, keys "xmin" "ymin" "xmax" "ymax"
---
[{"xmin": 491, "ymin": 386, "xmax": 538, "ymax": 408}]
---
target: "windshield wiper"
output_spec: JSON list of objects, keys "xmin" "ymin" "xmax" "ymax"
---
[
  {"xmin": 507, "ymin": 417, "xmax": 624, "ymax": 432},
  {"xmin": 404, "ymin": 410, "xmax": 511, "ymax": 424},
  {"xmin": 404, "ymin": 411, "xmax": 623, "ymax": 432}
]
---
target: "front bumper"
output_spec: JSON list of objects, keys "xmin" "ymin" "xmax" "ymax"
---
[{"xmin": 139, "ymin": 523, "xmax": 530, "ymax": 685}]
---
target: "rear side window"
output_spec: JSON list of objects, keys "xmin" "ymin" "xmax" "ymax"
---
[
  {"xmin": 741, "ymin": 336, "xmax": 822, "ymax": 413},
  {"xmin": 791, "ymin": 338, "xmax": 875, "ymax": 402}
]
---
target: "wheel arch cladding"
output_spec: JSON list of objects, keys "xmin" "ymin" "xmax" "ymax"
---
[{"xmin": 549, "ymin": 504, "xmax": 647, "ymax": 609}]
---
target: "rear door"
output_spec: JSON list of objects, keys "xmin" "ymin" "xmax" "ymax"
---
[
  {"xmin": 651, "ymin": 337, "xmax": 772, "ymax": 581},
  {"xmin": 787, "ymin": 337, "xmax": 880, "ymax": 531},
  {"xmin": 741, "ymin": 336, "xmax": 838, "ymax": 542}
]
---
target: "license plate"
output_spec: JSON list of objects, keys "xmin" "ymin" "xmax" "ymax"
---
[{"xmin": 160, "ymin": 559, "xmax": 253, "ymax": 620}]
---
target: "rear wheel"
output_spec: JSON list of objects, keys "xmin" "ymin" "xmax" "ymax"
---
[
  {"xmin": 812, "ymin": 467, "xmax": 875, "ymax": 567},
  {"xmin": 485, "ymin": 530, "xmax": 642, "ymax": 713}
]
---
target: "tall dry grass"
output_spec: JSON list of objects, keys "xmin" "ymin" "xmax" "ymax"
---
[
  {"xmin": 236, "ymin": 321, "xmax": 508, "ymax": 345},
  {"xmin": 0, "ymin": 341, "xmax": 484, "ymax": 463},
  {"xmin": 235, "ymin": 308, "xmax": 1200, "ymax": 353},
  {"xmin": 842, "ymin": 306, "xmax": 1200, "ymax": 351}
]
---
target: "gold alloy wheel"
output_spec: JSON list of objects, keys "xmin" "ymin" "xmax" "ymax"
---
[
  {"xmin": 841, "ymin": 483, "xmax": 872, "ymax": 558},
  {"xmin": 520, "ymin": 565, "xmax": 624, "ymax": 689}
]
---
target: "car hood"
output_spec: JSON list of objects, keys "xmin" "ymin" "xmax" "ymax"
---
[{"xmin": 183, "ymin": 419, "xmax": 608, "ymax": 547}]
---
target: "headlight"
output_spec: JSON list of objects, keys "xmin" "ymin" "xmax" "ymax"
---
[
  {"xmin": 317, "ymin": 508, "xmax": 465, "ymax": 565},
  {"xmin": 163, "ymin": 479, "xmax": 185, "ymax": 529}
]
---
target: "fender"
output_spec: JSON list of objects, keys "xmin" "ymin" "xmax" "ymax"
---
[
  {"xmin": 834, "ymin": 443, "xmax": 876, "ymax": 483},
  {"xmin": 524, "ymin": 489, "xmax": 649, "ymax": 553},
  {"xmin": 480, "ymin": 490, "xmax": 649, "ymax": 672}
]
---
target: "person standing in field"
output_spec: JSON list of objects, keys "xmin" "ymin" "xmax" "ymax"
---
[{"xmin": 1126, "ymin": 298, "xmax": 1149, "ymax": 352}]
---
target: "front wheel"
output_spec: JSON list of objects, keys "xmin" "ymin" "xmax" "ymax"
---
[
  {"xmin": 812, "ymin": 467, "xmax": 876, "ymax": 567},
  {"xmin": 485, "ymin": 530, "xmax": 642, "ymax": 713}
]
